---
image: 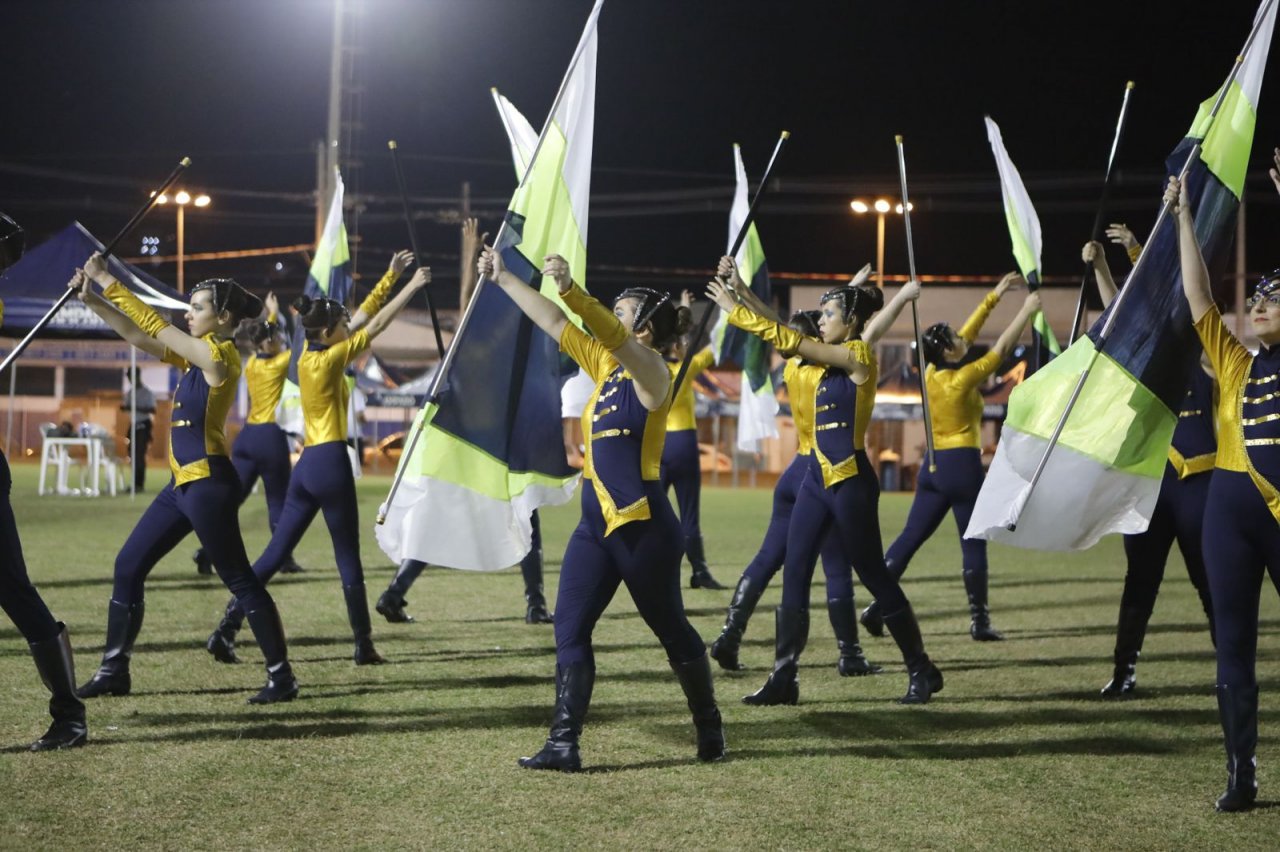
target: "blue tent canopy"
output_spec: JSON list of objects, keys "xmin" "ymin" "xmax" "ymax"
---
[{"xmin": 0, "ymin": 222, "xmax": 187, "ymax": 338}]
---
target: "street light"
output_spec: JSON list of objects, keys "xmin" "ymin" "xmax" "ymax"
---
[
  {"xmin": 155, "ymin": 190, "xmax": 211, "ymax": 292},
  {"xmin": 849, "ymin": 198, "xmax": 912, "ymax": 288}
]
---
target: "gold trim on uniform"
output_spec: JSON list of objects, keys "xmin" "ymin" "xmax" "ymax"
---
[
  {"xmin": 1167, "ymin": 446, "xmax": 1216, "ymax": 479},
  {"xmin": 814, "ymin": 445, "xmax": 859, "ymax": 487},
  {"xmin": 1244, "ymin": 389, "xmax": 1280, "ymax": 405},
  {"xmin": 1243, "ymin": 437, "xmax": 1280, "ymax": 447},
  {"xmin": 1242, "ymin": 411, "xmax": 1280, "ymax": 427},
  {"xmin": 1246, "ymin": 371, "xmax": 1280, "ymax": 385}
]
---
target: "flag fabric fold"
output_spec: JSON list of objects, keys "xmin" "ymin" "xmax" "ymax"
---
[
  {"xmin": 306, "ymin": 169, "xmax": 353, "ymax": 305},
  {"xmin": 985, "ymin": 116, "xmax": 1061, "ymax": 363},
  {"xmin": 711, "ymin": 145, "xmax": 779, "ymax": 451},
  {"xmin": 375, "ymin": 1, "xmax": 602, "ymax": 571},
  {"xmin": 967, "ymin": 1, "xmax": 1275, "ymax": 550}
]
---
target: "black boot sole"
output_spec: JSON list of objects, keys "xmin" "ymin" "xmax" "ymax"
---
[
  {"xmin": 76, "ymin": 677, "xmax": 130, "ymax": 699},
  {"xmin": 30, "ymin": 724, "xmax": 88, "ymax": 751},
  {"xmin": 248, "ymin": 683, "xmax": 300, "ymax": 705}
]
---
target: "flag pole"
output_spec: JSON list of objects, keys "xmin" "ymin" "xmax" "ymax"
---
[
  {"xmin": 672, "ymin": 129, "xmax": 789, "ymax": 397},
  {"xmin": 1068, "ymin": 81, "xmax": 1136, "ymax": 345},
  {"xmin": 895, "ymin": 135, "xmax": 937, "ymax": 473},
  {"xmin": 0, "ymin": 157, "xmax": 191, "ymax": 375},
  {"xmin": 387, "ymin": 140, "xmax": 446, "ymax": 361},
  {"xmin": 378, "ymin": 0, "xmax": 604, "ymax": 524},
  {"xmin": 1008, "ymin": 1, "xmax": 1273, "ymax": 530}
]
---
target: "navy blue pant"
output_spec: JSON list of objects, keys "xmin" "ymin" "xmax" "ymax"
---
[
  {"xmin": 554, "ymin": 481, "xmax": 705, "ymax": 667},
  {"xmin": 0, "ymin": 451, "xmax": 59, "ymax": 642},
  {"xmin": 232, "ymin": 423, "xmax": 292, "ymax": 533},
  {"xmin": 659, "ymin": 429, "xmax": 702, "ymax": 541},
  {"xmin": 782, "ymin": 452, "xmax": 908, "ymax": 614},
  {"xmin": 112, "ymin": 456, "xmax": 275, "ymax": 612},
  {"xmin": 1202, "ymin": 470, "xmax": 1280, "ymax": 688},
  {"xmin": 1121, "ymin": 465, "xmax": 1213, "ymax": 618},
  {"xmin": 884, "ymin": 447, "xmax": 985, "ymax": 577},
  {"xmin": 250, "ymin": 441, "xmax": 362, "ymax": 587},
  {"xmin": 742, "ymin": 452, "xmax": 853, "ymax": 599}
]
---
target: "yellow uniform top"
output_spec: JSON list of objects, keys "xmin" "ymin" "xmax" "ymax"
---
[
  {"xmin": 927, "ymin": 353, "xmax": 1002, "ymax": 450},
  {"xmin": 245, "ymin": 351, "xmax": 291, "ymax": 425},
  {"xmin": 294, "ymin": 267, "xmax": 398, "ymax": 446},
  {"xmin": 665, "ymin": 348, "xmax": 714, "ymax": 432},
  {"xmin": 783, "ymin": 357, "xmax": 824, "ymax": 456},
  {"xmin": 1195, "ymin": 307, "xmax": 1280, "ymax": 520},
  {"xmin": 812, "ymin": 339, "xmax": 878, "ymax": 487},
  {"xmin": 161, "ymin": 335, "xmax": 241, "ymax": 486},
  {"xmin": 560, "ymin": 321, "xmax": 671, "ymax": 535},
  {"xmin": 298, "ymin": 329, "xmax": 370, "ymax": 447},
  {"xmin": 927, "ymin": 291, "xmax": 1002, "ymax": 450}
]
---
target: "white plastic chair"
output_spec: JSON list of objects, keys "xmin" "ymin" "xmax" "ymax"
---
[{"xmin": 37, "ymin": 423, "xmax": 81, "ymax": 496}]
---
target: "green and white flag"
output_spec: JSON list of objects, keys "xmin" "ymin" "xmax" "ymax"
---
[
  {"xmin": 711, "ymin": 145, "xmax": 778, "ymax": 451},
  {"xmin": 985, "ymin": 116, "xmax": 1060, "ymax": 362}
]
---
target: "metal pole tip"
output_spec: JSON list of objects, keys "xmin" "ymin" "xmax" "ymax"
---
[
  {"xmin": 780, "ymin": 130, "xmax": 791, "ymax": 139},
  {"xmin": 894, "ymin": 134, "xmax": 903, "ymax": 144},
  {"xmin": 179, "ymin": 157, "xmax": 192, "ymax": 167},
  {"xmin": 1126, "ymin": 80, "xmax": 1135, "ymax": 89},
  {"xmin": 388, "ymin": 140, "xmax": 397, "ymax": 149}
]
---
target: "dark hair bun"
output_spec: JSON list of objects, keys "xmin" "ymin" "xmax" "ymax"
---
[
  {"xmin": 292, "ymin": 295, "xmax": 313, "ymax": 315},
  {"xmin": 858, "ymin": 286, "xmax": 885, "ymax": 317},
  {"xmin": 238, "ymin": 289, "xmax": 264, "ymax": 322}
]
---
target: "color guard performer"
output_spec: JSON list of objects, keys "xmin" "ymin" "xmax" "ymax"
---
[
  {"xmin": 708, "ymin": 257, "xmax": 943, "ymax": 705},
  {"xmin": 861, "ymin": 273, "xmax": 1040, "ymax": 641},
  {"xmin": 206, "ymin": 252, "xmax": 429, "ymax": 666},
  {"xmin": 480, "ymin": 245, "xmax": 724, "ymax": 771},
  {"xmin": 72, "ymin": 255, "xmax": 297, "ymax": 705}
]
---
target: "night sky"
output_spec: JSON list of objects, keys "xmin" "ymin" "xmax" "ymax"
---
[{"xmin": 4, "ymin": 0, "xmax": 1278, "ymax": 311}]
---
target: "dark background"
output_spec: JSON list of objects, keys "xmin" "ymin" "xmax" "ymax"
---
[{"xmin": 3, "ymin": 0, "xmax": 1277, "ymax": 311}]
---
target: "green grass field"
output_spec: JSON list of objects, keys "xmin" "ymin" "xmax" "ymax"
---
[{"xmin": 1, "ymin": 464, "xmax": 1277, "ymax": 850}]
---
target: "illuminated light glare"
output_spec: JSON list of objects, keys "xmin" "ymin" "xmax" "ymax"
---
[
  {"xmin": 850, "ymin": 200, "xmax": 869, "ymax": 214},
  {"xmin": 874, "ymin": 199, "xmax": 891, "ymax": 214},
  {"xmin": 275, "ymin": 262, "xmax": 284, "ymax": 271},
  {"xmin": 174, "ymin": 191, "xmax": 191, "ymax": 205},
  {"xmin": 155, "ymin": 193, "xmax": 169, "ymax": 204},
  {"xmin": 194, "ymin": 194, "xmax": 211, "ymax": 207}
]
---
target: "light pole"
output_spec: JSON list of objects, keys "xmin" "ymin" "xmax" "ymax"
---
[
  {"xmin": 849, "ymin": 198, "xmax": 911, "ymax": 288},
  {"xmin": 155, "ymin": 190, "xmax": 211, "ymax": 293}
]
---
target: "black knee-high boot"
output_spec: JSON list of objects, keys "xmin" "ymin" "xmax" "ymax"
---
[
  {"xmin": 743, "ymin": 606, "xmax": 808, "ymax": 706},
  {"xmin": 687, "ymin": 534, "xmax": 726, "ymax": 590},
  {"xmin": 882, "ymin": 604, "xmax": 943, "ymax": 705},
  {"xmin": 1100, "ymin": 605, "xmax": 1150, "ymax": 699},
  {"xmin": 709, "ymin": 575, "xmax": 765, "ymax": 671},
  {"xmin": 376, "ymin": 559, "xmax": 427, "ymax": 624},
  {"xmin": 206, "ymin": 597, "xmax": 245, "ymax": 664},
  {"xmin": 344, "ymin": 583, "xmax": 385, "ymax": 665},
  {"xmin": 78, "ymin": 600, "xmax": 145, "ymax": 698},
  {"xmin": 827, "ymin": 596, "xmax": 882, "ymax": 676},
  {"xmin": 520, "ymin": 547, "xmax": 553, "ymax": 625},
  {"xmin": 28, "ymin": 624, "xmax": 87, "ymax": 751},
  {"xmin": 671, "ymin": 654, "xmax": 726, "ymax": 762},
  {"xmin": 963, "ymin": 568, "xmax": 1004, "ymax": 641},
  {"xmin": 1215, "ymin": 684, "xmax": 1259, "ymax": 812},
  {"xmin": 244, "ymin": 603, "xmax": 299, "ymax": 704},
  {"xmin": 859, "ymin": 558, "xmax": 900, "ymax": 638},
  {"xmin": 519, "ymin": 661, "xmax": 595, "ymax": 772}
]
